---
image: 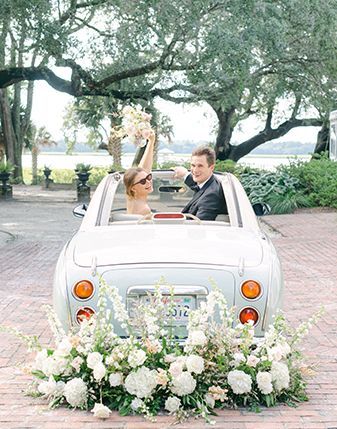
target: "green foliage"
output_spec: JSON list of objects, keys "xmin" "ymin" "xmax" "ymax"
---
[
  {"xmin": 88, "ymin": 167, "xmax": 109, "ymax": 186},
  {"xmin": 75, "ymin": 163, "xmax": 92, "ymax": 173},
  {"xmin": 50, "ymin": 169, "xmax": 76, "ymax": 184},
  {"xmin": 0, "ymin": 160, "xmax": 15, "ymax": 174},
  {"xmin": 240, "ymin": 169, "xmax": 310, "ymax": 214},
  {"xmin": 278, "ymin": 153, "xmax": 337, "ymax": 208}
]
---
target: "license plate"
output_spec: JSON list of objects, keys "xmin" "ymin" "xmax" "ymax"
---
[{"xmin": 142, "ymin": 295, "xmax": 194, "ymax": 324}]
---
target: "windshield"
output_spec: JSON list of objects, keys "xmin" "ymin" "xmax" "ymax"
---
[{"xmin": 109, "ymin": 171, "xmax": 195, "ymax": 217}]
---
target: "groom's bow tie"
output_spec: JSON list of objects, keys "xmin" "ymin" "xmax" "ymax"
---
[{"xmin": 190, "ymin": 184, "xmax": 200, "ymax": 192}]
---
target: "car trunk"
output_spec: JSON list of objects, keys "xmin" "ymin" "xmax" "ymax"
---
[{"xmin": 73, "ymin": 224, "xmax": 264, "ymax": 268}]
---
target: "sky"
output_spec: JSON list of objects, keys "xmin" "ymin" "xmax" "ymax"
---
[{"xmin": 31, "ymin": 80, "xmax": 320, "ymax": 145}]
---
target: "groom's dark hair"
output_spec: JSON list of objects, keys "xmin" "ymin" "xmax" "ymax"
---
[{"xmin": 192, "ymin": 146, "xmax": 216, "ymax": 166}]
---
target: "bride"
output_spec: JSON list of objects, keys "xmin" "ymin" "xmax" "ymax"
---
[{"xmin": 123, "ymin": 130, "xmax": 155, "ymax": 216}]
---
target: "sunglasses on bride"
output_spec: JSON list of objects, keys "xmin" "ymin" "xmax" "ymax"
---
[{"xmin": 133, "ymin": 173, "xmax": 152, "ymax": 186}]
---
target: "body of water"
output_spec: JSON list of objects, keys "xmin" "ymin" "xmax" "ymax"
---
[{"xmin": 22, "ymin": 152, "xmax": 311, "ymax": 171}]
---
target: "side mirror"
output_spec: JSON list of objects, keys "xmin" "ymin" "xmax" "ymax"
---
[
  {"xmin": 252, "ymin": 202, "xmax": 270, "ymax": 216},
  {"xmin": 73, "ymin": 204, "xmax": 88, "ymax": 218}
]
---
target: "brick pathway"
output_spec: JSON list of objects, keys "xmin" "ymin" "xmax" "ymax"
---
[{"xmin": 0, "ymin": 201, "xmax": 337, "ymax": 429}]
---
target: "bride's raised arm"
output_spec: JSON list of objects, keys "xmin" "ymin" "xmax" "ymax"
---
[{"xmin": 138, "ymin": 130, "xmax": 155, "ymax": 172}]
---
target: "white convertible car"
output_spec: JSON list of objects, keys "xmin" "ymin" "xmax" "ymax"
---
[{"xmin": 53, "ymin": 170, "xmax": 283, "ymax": 338}]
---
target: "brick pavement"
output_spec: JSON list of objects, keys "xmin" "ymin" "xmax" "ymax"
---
[{"xmin": 0, "ymin": 199, "xmax": 337, "ymax": 429}]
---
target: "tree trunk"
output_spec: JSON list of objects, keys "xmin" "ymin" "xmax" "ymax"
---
[
  {"xmin": 214, "ymin": 107, "xmax": 236, "ymax": 160},
  {"xmin": 31, "ymin": 146, "xmax": 38, "ymax": 185},
  {"xmin": 0, "ymin": 88, "xmax": 16, "ymax": 164},
  {"xmin": 313, "ymin": 122, "xmax": 329, "ymax": 156}
]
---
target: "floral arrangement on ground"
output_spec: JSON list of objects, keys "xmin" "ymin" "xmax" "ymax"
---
[{"xmin": 4, "ymin": 279, "xmax": 321, "ymax": 423}]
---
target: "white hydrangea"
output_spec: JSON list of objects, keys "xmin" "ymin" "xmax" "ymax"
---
[
  {"xmin": 109, "ymin": 372, "xmax": 123, "ymax": 387},
  {"xmin": 64, "ymin": 378, "xmax": 87, "ymax": 408},
  {"xmin": 87, "ymin": 352, "xmax": 103, "ymax": 369},
  {"xmin": 256, "ymin": 371, "xmax": 273, "ymax": 394},
  {"xmin": 127, "ymin": 349, "xmax": 147, "ymax": 368},
  {"xmin": 124, "ymin": 366, "xmax": 158, "ymax": 398},
  {"xmin": 93, "ymin": 362, "xmax": 106, "ymax": 382},
  {"xmin": 227, "ymin": 370, "xmax": 252, "ymax": 395},
  {"xmin": 187, "ymin": 330, "xmax": 207, "ymax": 347},
  {"xmin": 186, "ymin": 355, "xmax": 204, "ymax": 375},
  {"xmin": 91, "ymin": 403, "xmax": 111, "ymax": 419},
  {"xmin": 165, "ymin": 396, "xmax": 181, "ymax": 413},
  {"xmin": 271, "ymin": 361, "xmax": 290, "ymax": 391},
  {"xmin": 170, "ymin": 372, "xmax": 196, "ymax": 396}
]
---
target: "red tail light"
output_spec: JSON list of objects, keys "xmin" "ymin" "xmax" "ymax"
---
[
  {"xmin": 239, "ymin": 307, "xmax": 259, "ymax": 325},
  {"xmin": 76, "ymin": 307, "xmax": 95, "ymax": 324}
]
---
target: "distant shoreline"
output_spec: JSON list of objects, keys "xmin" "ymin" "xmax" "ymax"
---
[{"xmin": 34, "ymin": 152, "xmax": 312, "ymax": 158}]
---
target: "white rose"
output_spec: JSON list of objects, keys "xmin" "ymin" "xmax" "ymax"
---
[
  {"xmin": 128, "ymin": 349, "xmax": 147, "ymax": 368},
  {"xmin": 131, "ymin": 398, "xmax": 144, "ymax": 411},
  {"xmin": 267, "ymin": 346, "xmax": 283, "ymax": 362},
  {"xmin": 42, "ymin": 356, "xmax": 68, "ymax": 377},
  {"xmin": 205, "ymin": 393, "xmax": 215, "ymax": 408},
  {"xmin": 164, "ymin": 353, "xmax": 177, "ymax": 364},
  {"xmin": 71, "ymin": 356, "xmax": 84, "ymax": 372},
  {"xmin": 246, "ymin": 355, "xmax": 260, "ymax": 368},
  {"xmin": 91, "ymin": 403, "xmax": 111, "ymax": 419},
  {"xmin": 227, "ymin": 370, "xmax": 252, "ymax": 395},
  {"xmin": 233, "ymin": 352, "xmax": 245, "ymax": 366},
  {"xmin": 93, "ymin": 362, "xmax": 106, "ymax": 382},
  {"xmin": 169, "ymin": 360, "xmax": 184, "ymax": 378},
  {"xmin": 186, "ymin": 355, "xmax": 204, "ymax": 375},
  {"xmin": 124, "ymin": 366, "xmax": 158, "ymax": 398},
  {"xmin": 165, "ymin": 396, "xmax": 181, "ymax": 413},
  {"xmin": 256, "ymin": 371, "xmax": 273, "ymax": 394},
  {"xmin": 171, "ymin": 372, "xmax": 196, "ymax": 396},
  {"xmin": 64, "ymin": 378, "xmax": 87, "ymax": 408},
  {"xmin": 38, "ymin": 376, "xmax": 64, "ymax": 396},
  {"xmin": 271, "ymin": 361, "xmax": 290, "ymax": 391},
  {"xmin": 188, "ymin": 330, "xmax": 207, "ymax": 347},
  {"xmin": 87, "ymin": 352, "xmax": 103, "ymax": 369},
  {"xmin": 109, "ymin": 372, "xmax": 123, "ymax": 387},
  {"xmin": 55, "ymin": 338, "xmax": 73, "ymax": 357},
  {"xmin": 34, "ymin": 349, "xmax": 48, "ymax": 371}
]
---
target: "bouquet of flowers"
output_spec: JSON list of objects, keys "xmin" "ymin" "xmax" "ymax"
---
[
  {"xmin": 3, "ymin": 278, "xmax": 322, "ymax": 423},
  {"xmin": 114, "ymin": 105, "xmax": 153, "ymax": 148}
]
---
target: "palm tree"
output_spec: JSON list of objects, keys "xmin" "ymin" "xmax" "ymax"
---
[{"xmin": 30, "ymin": 126, "xmax": 56, "ymax": 185}]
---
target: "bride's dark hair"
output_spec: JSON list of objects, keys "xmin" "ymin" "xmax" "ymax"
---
[{"xmin": 123, "ymin": 167, "xmax": 147, "ymax": 198}]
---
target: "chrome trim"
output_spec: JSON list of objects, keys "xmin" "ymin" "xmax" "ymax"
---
[
  {"xmin": 127, "ymin": 285, "xmax": 209, "ymax": 297},
  {"xmin": 239, "ymin": 280, "xmax": 263, "ymax": 302}
]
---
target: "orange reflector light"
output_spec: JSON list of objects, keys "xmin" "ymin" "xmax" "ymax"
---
[
  {"xmin": 76, "ymin": 307, "xmax": 95, "ymax": 323},
  {"xmin": 239, "ymin": 308, "xmax": 259, "ymax": 325},
  {"xmin": 153, "ymin": 213, "xmax": 185, "ymax": 219},
  {"xmin": 73, "ymin": 280, "xmax": 94, "ymax": 299},
  {"xmin": 241, "ymin": 280, "xmax": 261, "ymax": 299}
]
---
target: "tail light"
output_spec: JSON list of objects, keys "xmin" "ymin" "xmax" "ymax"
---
[
  {"xmin": 76, "ymin": 307, "xmax": 95, "ymax": 324},
  {"xmin": 73, "ymin": 280, "xmax": 94, "ymax": 300},
  {"xmin": 241, "ymin": 280, "xmax": 261, "ymax": 299},
  {"xmin": 239, "ymin": 307, "xmax": 259, "ymax": 325}
]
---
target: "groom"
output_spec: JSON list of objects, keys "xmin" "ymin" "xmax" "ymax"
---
[{"xmin": 174, "ymin": 146, "xmax": 227, "ymax": 221}]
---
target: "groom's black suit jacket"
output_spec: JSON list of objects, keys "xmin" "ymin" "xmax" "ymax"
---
[{"xmin": 182, "ymin": 174, "xmax": 227, "ymax": 221}]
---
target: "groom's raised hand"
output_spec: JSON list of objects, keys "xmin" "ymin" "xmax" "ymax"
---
[{"xmin": 173, "ymin": 166, "xmax": 188, "ymax": 179}]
